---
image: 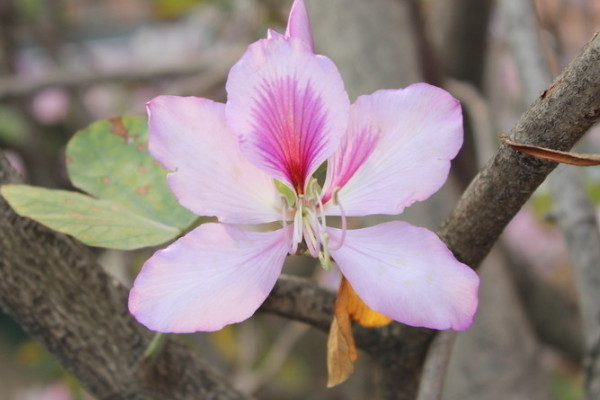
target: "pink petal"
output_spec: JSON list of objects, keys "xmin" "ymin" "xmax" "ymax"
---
[
  {"xmin": 328, "ymin": 222, "xmax": 479, "ymax": 330},
  {"xmin": 267, "ymin": 29, "xmax": 285, "ymax": 40},
  {"xmin": 226, "ymin": 37, "xmax": 349, "ymax": 193},
  {"xmin": 323, "ymin": 83, "xmax": 463, "ymax": 215},
  {"xmin": 285, "ymin": 0, "xmax": 314, "ymax": 52},
  {"xmin": 129, "ymin": 223, "xmax": 292, "ymax": 333},
  {"xmin": 147, "ymin": 95, "xmax": 282, "ymax": 224}
]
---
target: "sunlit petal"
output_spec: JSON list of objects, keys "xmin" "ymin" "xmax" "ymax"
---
[
  {"xmin": 129, "ymin": 223, "xmax": 292, "ymax": 333},
  {"xmin": 147, "ymin": 96, "xmax": 281, "ymax": 224},
  {"xmin": 328, "ymin": 222, "xmax": 479, "ymax": 330},
  {"xmin": 226, "ymin": 37, "xmax": 349, "ymax": 193},
  {"xmin": 286, "ymin": 0, "xmax": 314, "ymax": 51},
  {"xmin": 323, "ymin": 83, "xmax": 462, "ymax": 215}
]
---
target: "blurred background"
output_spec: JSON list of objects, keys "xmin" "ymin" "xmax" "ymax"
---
[{"xmin": 0, "ymin": 0, "xmax": 599, "ymax": 399}]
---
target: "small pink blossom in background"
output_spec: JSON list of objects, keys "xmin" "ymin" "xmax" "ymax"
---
[
  {"xmin": 30, "ymin": 89, "xmax": 70, "ymax": 125},
  {"xmin": 129, "ymin": 0, "xmax": 479, "ymax": 333},
  {"xmin": 15, "ymin": 382, "xmax": 73, "ymax": 400},
  {"xmin": 504, "ymin": 207, "xmax": 568, "ymax": 279},
  {"xmin": 4, "ymin": 150, "xmax": 27, "ymax": 179}
]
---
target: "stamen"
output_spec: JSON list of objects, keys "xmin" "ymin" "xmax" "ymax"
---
[
  {"xmin": 327, "ymin": 188, "xmax": 347, "ymax": 251},
  {"xmin": 303, "ymin": 214, "xmax": 320, "ymax": 257},
  {"xmin": 319, "ymin": 232, "xmax": 332, "ymax": 270},
  {"xmin": 291, "ymin": 196, "xmax": 304, "ymax": 254},
  {"xmin": 280, "ymin": 194, "xmax": 289, "ymax": 229},
  {"xmin": 313, "ymin": 181, "xmax": 327, "ymax": 231}
]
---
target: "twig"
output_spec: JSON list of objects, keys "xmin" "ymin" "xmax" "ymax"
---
[
  {"xmin": 444, "ymin": 79, "xmax": 496, "ymax": 168},
  {"xmin": 415, "ymin": 331, "xmax": 457, "ymax": 400},
  {"xmin": 0, "ymin": 46, "xmax": 243, "ymax": 101}
]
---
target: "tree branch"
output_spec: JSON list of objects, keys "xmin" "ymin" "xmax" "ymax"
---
[
  {"xmin": 0, "ymin": 47, "xmax": 242, "ymax": 101},
  {"xmin": 438, "ymin": 31, "xmax": 600, "ymax": 268},
  {"xmin": 0, "ymin": 153, "xmax": 247, "ymax": 400}
]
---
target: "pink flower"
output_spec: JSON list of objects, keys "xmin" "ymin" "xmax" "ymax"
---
[{"xmin": 128, "ymin": 0, "xmax": 479, "ymax": 333}]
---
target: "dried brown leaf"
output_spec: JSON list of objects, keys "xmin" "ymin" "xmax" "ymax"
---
[
  {"xmin": 326, "ymin": 278, "xmax": 392, "ymax": 387},
  {"xmin": 326, "ymin": 316, "xmax": 356, "ymax": 388},
  {"xmin": 501, "ymin": 134, "xmax": 600, "ymax": 166},
  {"xmin": 342, "ymin": 277, "xmax": 392, "ymax": 328}
]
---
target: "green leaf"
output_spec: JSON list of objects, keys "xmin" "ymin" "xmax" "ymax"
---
[
  {"xmin": 1, "ymin": 186, "xmax": 180, "ymax": 249},
  {"xmin": 2, "ymin": 116, "xmax": 196, "ymax": 249},
  {"xmin": 66, "ymin": 116, "xmax": 194, "ymax": 231}
]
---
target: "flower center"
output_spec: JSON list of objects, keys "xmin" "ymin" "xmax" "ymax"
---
[{"xmin": 281, "ymin": 178, "xmax": 346, "ymax": 269}]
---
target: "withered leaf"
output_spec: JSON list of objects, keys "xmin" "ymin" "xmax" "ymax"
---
[
  {"xmin": 326, "ymin": 278, "xmax": 392, "ymax": 387},
  {"xmin": 341, "ymin": 278, "xmax": 392, "ymax": 328},
  {"xmin": 501, "ymin": 134, "xmax": 600, "ymax": 166},
  {"xmin": 326, "ymin": 315, "xmax": 357, "ymax": 388}
]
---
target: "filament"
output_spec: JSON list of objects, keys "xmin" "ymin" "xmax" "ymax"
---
[{"xmin": 327, "ymin": 188, "xmax": 346, "ymax": 251}]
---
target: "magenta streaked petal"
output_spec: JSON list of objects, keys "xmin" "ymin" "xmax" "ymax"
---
[
  {"xmin": 226, "ymin": 37, "xmax": 349, "ymax": 193},
  {"xmin": 323, "ymin": 83, "xmax": 463, "ymax": 215},
  {"xmin": 147, "ymin": 95, "xmax": 282, "ymax": 224},
  {"xmin": 286, "ymin": 0, "xmax": 314, "ymax": 52},
  {"xmin": 129, "ymin": 223, "xmax": 292, "ymax": 333},
  {"xmin": 328, "ymin": 222, "xmax": 479, "ymax": 330}
]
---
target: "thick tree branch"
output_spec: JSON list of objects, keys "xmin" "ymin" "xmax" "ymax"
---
[
  {"xmin": 438, "ymin": 31, "xmax": 600, "ymax": 268},
  {"xmin": 0, "ymin": 154, "xmax": 247, "ymax": 400},
  {"xmin": 260, "ymin": 275, "xmax": 334, "ymax": 332}
]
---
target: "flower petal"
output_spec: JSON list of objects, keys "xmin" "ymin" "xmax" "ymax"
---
[
  {"xmin": 328, "ymin": 222, "xmax": 479, "ymax": 330},
  {"xmin": 286, "ymin": 0, "xmax": 314, "ymax": 52},
  {"xmin": 323, "ymin": 83, "xmax": 462, "ymax": 215},
  {"xmin": 147, "ymin": 95, "xmax": 282, "ymax": 224},
  {"xmin": 129, "ymin": 223, "xmax": 292, "ymax": 333},
  {"xmin": 226, "ymin": 37, "xmax": 349, "ymax": 193}
]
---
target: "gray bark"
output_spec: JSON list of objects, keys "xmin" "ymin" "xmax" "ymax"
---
[{"xmin": 0, "ymin": 153, "xmax": 247, "ymax": 400}]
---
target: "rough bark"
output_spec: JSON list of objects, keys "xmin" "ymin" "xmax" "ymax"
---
[
  {"xmin": 438, "ymin": 31, "xmax": 600, "ymax": 269},
  {"xmin": 0, "ymin": 154, "xmax": 247, "ymax": 400}
]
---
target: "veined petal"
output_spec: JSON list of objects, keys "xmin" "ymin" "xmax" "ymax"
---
[
  {"xmin": 323, "ymin": 83, "xmax": 462, "ymax": 215},
  {"xmin": 147, "ymin": 96, "xmax": 282, "ymax": 224},
  {"xmin": 226, "ymin": 37, "xmax": 349, "ymax": 193},
  {"xmin": 328, "ymin": 222, "xmax": 479, "ymax": 330},
  {"xmin": 129, "ymin": 223, "xmax": 292, "ymax": 333},
  {"xmin": 286, "ymin": 0, "xmax": 314, "ymax": 52}
]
